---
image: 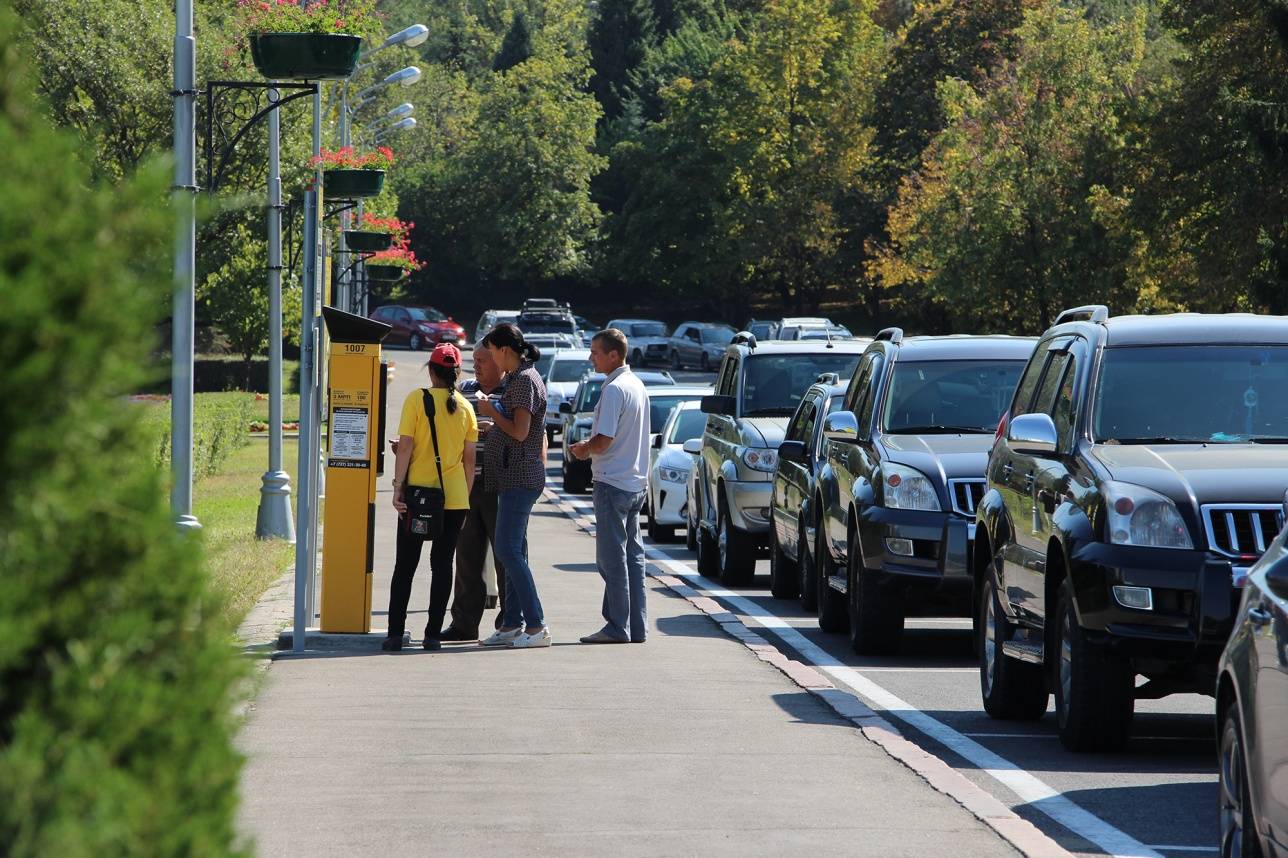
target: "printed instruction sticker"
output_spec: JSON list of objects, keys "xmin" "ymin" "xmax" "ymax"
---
[{"xmin": 330, "ymin": 406, "xmax": 369, "ymax": 460}]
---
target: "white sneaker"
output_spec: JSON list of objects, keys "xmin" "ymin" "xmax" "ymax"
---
[
  {"xmin": 481, "ymin": 628, "xmax": 523, "ymax": 647},
  {"xmin": 511, "ymin": 627, "xmax": 552, "ymax": 648}
]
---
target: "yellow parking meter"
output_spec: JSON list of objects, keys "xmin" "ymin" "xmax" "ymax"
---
[{"xmin": 319, "ymin": 306, "xmax": 391, "ymax": 633}]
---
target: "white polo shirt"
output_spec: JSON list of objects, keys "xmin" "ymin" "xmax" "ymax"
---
[{"xmin": 590, "ymin": 365, "xmax": 650, "ymax": 493}]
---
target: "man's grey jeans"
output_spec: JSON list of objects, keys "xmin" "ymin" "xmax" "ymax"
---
[{"xmin": 593, "ymin": 481, "xmax": 648, "ymax": 642}]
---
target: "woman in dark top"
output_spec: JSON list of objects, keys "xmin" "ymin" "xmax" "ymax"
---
[{"xmin": 476, "ymin": 324, "xmax": 551, "ymax": 648}]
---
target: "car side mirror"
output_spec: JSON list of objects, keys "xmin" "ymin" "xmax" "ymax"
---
[
  {"xmin": 682, "ymin": 439, "xmax": 703, "ymax": 455},
  {"xmin": 823, "ymin": 411, "xmax": 859, "ymax": 443},
  {"xmin": 1007, "ymin": 413, "xmax": 1058, "ymax": 456},
  {"xmin": 652, "ymin": 433, "xmax": 663, "ymax": 449},
  {"xmin": 701, "ymin": 394, "xmax": 736, "ymax": 416},
  {"xmin": 559, "ymin": 402, "xmax": 572, "ymax": 414},
  {"xmin": 778, "ymin": 440, "xmax": 808, "ymax": 464}
]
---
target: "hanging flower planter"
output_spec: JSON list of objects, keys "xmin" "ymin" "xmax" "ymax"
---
[
  {"xmin": 249, "ymin": 33, "xmax": 362, "ymax": 81},
  {"xmin": 365, "ymin": 264, "xmax": 408, "ymax": 281},
  {"xmin": 323, "ymin": 168, "xmax": 386, "ymax": 199},
  {"xmin": 343, "ymin": 230, "xmax": 394, "ymax": 253}
]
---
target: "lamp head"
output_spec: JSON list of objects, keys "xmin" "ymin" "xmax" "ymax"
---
[
  {"xmin": 383, "ymin": 24, "xmax": 429, "ymax": 48},
  {"xmin": 383, "ymin": 66, "xmax": 422, "ymax": 87},
  {"xmin": 384, "ymin": 102, "xmax": 414, "ymax": 121}
]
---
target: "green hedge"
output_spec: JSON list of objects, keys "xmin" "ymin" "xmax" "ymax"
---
[
  {"xmin": 0, "ymin": 11, "xmax": 247, "ymax": 854},
  {"xmin": 141, "ymin": 394, "xmax": 254, "ymax": 482},
  {"xmin": 143, "ymin": 356, "xmax": 300, "ymax": 395}
]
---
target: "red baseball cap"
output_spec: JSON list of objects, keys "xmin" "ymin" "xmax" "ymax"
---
[{"xmin": 429, "ymin": 342, "xmax": 462, "ymax": 368}]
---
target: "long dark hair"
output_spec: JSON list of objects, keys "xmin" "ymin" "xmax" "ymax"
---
[
  {"xmin": 429, "ymin": 363, "xmax": 461, "ymax": 413},
  {"xmin": 484, "ymin": 322, "xmax": 540, "ymax": 363}
]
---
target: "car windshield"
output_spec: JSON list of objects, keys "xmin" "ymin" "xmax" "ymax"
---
[
  {"xmin": 631, "ymin": 322, "xmax": 667, "ymax": 337},
  {"xmin": 519, "ymin": 315, "xmax": 576, "ymax": 334},
  {"xmin": 534, "ymin": 353, "xmax": 555, "ymax": 378},
  {"xmin": 701, "ymin": 326, "xmax": 736, "ymax": 344},
  {"xmin": 550, "ymin": 358, "xmax": 593, "ymax": 383},
  {"xmin": 648, "ymin": 394, "xmax": 705, "ymax": 433},
  {"xmin": 1093, "ymin": 345, "xmax": 1288, "ymax": 443},
  {"xmin": 742, "ymin": 353, "xmax": 862, "ymax": 416},
  {"xmin": 668, "ymin": 408, "xmax": 707, "ymax": 444},
  {"xmin": 578, "ymin": 380, "xmax": 604, "ymax": 411},
  {"xmin": 882, "ymin": 360, "xmax": 1026, "ymax": 434},
  {"xmin": 406, "ymin": 307, "xmax": 445, "ymax": 322}
]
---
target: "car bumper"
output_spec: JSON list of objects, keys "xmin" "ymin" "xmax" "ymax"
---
[
  {"xmin": 856, "ymin": 506, "xmax": 974, "ymax": 606},
  {"xmin": 1064, "ymin": 540, "xmax": 1240, "ymax": 665},
  {"xmin": 652, "ymin": 476, "xmax": 690, "ymax": 525},
  {"xmin": 726, "ymin": 479, "xmax": 772, "ymax": 533}
]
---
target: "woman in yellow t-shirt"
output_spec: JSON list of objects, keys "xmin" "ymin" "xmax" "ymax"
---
[{"xmin": 385, "ymin": 342, "xmax": 479, "ymax": 651}]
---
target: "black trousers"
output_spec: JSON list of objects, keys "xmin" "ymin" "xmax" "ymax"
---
[
  {"xmin": 386, "ymin": 508, "xmax": 468, "ymax": 641},
  {"xmin": 448, "ymin": 482, "xmax": 506, "ymax": 637}
]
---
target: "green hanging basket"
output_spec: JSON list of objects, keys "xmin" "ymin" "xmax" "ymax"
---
[
  {"xmin": 343, "ymin": 230, "xmax": 393, "ymax": 253},
  {"xmin": 249, "ymin": 33, "xmax": 362, "ymax": 81},
  {"xmin": 323, "ymin": 168, "xmax": 386, "ymax": 200},
  {"xmin": 365, "ymin": 264, "xmax": 408, "ymax": 282}
]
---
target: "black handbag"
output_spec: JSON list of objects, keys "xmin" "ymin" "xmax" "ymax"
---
[{"xmin": 404, "ymin": 389, "xmax": 447, "ymax": 538}]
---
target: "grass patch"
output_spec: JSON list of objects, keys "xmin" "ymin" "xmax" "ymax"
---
[
  {"xmin": 194, "ymin": 438, "xmax": 300, "ymax": 627},
  {"xmin": 250, "ymin": 393, "xmax": 300, "ymax": 423}
]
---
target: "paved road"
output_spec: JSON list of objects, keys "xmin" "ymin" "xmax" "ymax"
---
[{"xmin": 382, "ymin": 344, "xmax": 1221, "ymax": 858}]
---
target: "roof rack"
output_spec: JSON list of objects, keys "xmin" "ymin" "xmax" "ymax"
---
[
  {"xmin": 875, "ymin": 327, "xmax": 904, "ymax": 344},
  {"xmin": 1053, "ymin": 305, "xmax": 1109, "ymax": 326}
]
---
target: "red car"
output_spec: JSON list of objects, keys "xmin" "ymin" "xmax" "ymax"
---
[{"xmin": 369, "ymin": 305, "xmax": 467, "ymax": 350}]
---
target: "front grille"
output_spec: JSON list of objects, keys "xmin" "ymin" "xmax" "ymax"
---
[
  {"xmin": 948, "ymin": 479, "xmax": 985, "ymax": 519},
  {"xmin": 1202, "ymin": 504, "xmax": 1285, "ymax": 559}
]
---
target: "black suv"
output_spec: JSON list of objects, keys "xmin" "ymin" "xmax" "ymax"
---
[
  {"xmin": 975, "ymin": 307, "xmax": 1288, "ymax": 752},
  {"xmin": 812, "ymin": 331, "xmax": 1034, "ymax": 649}
]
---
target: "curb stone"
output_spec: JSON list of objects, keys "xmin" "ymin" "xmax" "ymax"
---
[{"xmin": 542, "ymin": 488, "xmax": 1070, "ymax": 858}]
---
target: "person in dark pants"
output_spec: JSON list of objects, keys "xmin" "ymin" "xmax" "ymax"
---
[
  {"xmin": 440, "ymin": 343, "xmax": 509, "ymax": 640},
  {"xmin": 384, "ymin": 343, "xmax": 478, "ymax": 652}
]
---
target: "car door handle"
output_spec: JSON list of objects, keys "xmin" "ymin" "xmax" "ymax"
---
[{"xmin": 1249, "ymin": 606, "xmax": 1272, "ymax": 627}]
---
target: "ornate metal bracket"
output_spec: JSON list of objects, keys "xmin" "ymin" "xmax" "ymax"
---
[
  {"xmin": 324, "ymin": 200, "xmax": 359, "ymax": 220},
  {"xmin": 202, "ymin": 79, "xmax": 318, "ymax": 193}
]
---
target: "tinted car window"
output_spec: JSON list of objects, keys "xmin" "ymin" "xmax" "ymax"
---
[
  {"xmin": 1092, "ymin": 345, "xmax": 1288, "ymax": 443},
  {"xmin": 701, "ymin": 326, "xmax": 736, "ymax": 344},
  {"xmin": 882, "ymin": 360, "xmax": 1026, "ymax": 433},
  {"xmin": 1009, "ymin": 349, "xmax": 1047, "ymax": 418},
  {"xmin": 716, "ymin": 356, "xmax": 738, "ymax": 396},
  {"xmin": 519, "ymin": 314, "xmax": 576, "ymax": 334},
  {"xmin": 632, "ymin": 322, "xmax": 667, "ymax": 337},
  {"xmin": 742, "ymin": 353, "xmax": 863, "ymax": 417},
  {"xmin": 858, "ymin": 355, "xmax": 885, "ymax": 433},
  {"xmin": 550, "ymin": 358, "xmax": 593, "ymax": 383},
  {"xmin": 578, "ymin": 380, "xmax": 605, "ymax": 411},
  {"xmin": 534, "ymin": 353, "xmax": 555, "ymax": 378},
  {"xmin": 669, "ymin": 408, "xmax": 706, "ymax": 443},
  {"xmin": 648, "ymin": 394, "xmax": 703, "ymax": 433},
  {"xmin": 407, "ymin": 307, "xmax": 445, "ymax": 321},
  {"xmin": 1051, "ymin": 355, "xmax": 1079, "ymax": 449},
  {"xmin": 1032, "ymin": 352, "xmax": 1071, "ymax": 416}
]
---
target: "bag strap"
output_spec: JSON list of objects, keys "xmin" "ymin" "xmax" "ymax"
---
[{"xmin": 421, "ymin": 388, "xmax": 446, "ymax": 490}]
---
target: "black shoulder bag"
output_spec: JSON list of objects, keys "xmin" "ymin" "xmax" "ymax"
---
[{"xmin": 404, "ymin": 389, "xmax": 446, "ymax": 538}]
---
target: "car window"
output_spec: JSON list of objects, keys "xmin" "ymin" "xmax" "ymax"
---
[
  {"xmin": 648, "ymin": 394, "xmax": 704, "ymax": 433},
  {"xmin": 1031, "ymin": 352, "xmax": 1071, "ymax": 417},
  {"xmin": 1092, "ymin": 344, "xmax": 1288, "ymax": 443},
  {"xmin": 858, "ymin": 355, "xmax": 885, "ymax": 434},
  {"xmin": 633, "ymin": 322, "xmax": 666, "ymax": 337},
  {"xmin": 845, "ymin": 352, "xmax": 877, "ymax": 411},
  {"xmin": 686, "ymin": 328, "xmax": 700, "ymax": 342},
  {"xmin": 578, "ymin": 380, "xmax": 605, "ymax": 411},
  {"xmin": 742, "ymin": 353, "xmax": 863, "ymax": 417},
  {"xmin": 668, "ymin": 408, "xmax": 707, "ymax": 444},
  {"xmin": 549, "ymin": 358, "xmax": 593, "ymax": 383},
  {"xmin": 881, "ymin": 359, "xmax": 1027, "ymax": 434},
  {"xmin": 798, "ymin": 399, "xmax": 820, "ymax": 444},
  {"xmin": 1050, "ymin": 354, "xmax": 1079, "ymax": 450},
  {"xmin": 715, "ymin": 355, "xmax": 738, "ymax": 397},
  {"xmin": 395, "ymin": 309, "xmax": 410, "ymax": 322},
  {"xmin": 1010, "ymin": 348, "xmax": 1049, "ymax": 418},
  {"xmin": 786, "ymin": 396, "xmax": 814, "ymax": 441},
  {"xmin": 534, "ymin": 353, "xmax": 555, "ymax": 378},
  {"xmin": 701, "ymin": 326, "xmax": 736, "ymax": 344},
  {"xmin": 406, "ymin": 307, "xmax": 444, "ymax": 321}
]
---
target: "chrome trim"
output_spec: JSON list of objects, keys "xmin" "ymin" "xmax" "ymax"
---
[
  {"xmin": 1201, "ymin": 504, "xmax": 1284, "ymax": 559},
  {"xmin": 948, "ymin": 478, "xmax": 986, "ymax": 519}
]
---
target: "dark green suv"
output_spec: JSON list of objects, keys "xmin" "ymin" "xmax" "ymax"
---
[{"xmin": 976, "ymin": 306, "xmax": 1288, "ymax": 752}]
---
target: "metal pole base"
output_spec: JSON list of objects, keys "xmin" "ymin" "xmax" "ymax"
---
[
  {"xmin": 176, "ymin": 514, "xmax": 202, "ymax": 532},
  {"xmin": 256, "ymin": 469, "xmax": 296, "ymax": 542}
]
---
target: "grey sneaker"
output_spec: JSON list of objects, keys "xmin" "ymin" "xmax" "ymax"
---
[
  {"xmin": 481, "ymin": 628, "xmax": 523, "ymax": 647},
  {"xmin": 511, "ymin": 627, "xmax": 552, "ymax": 648}
]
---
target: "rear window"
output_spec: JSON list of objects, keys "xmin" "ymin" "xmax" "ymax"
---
[{"xmin": 882, "ymin": 360, "xmax": 1026, "ymax": 434}]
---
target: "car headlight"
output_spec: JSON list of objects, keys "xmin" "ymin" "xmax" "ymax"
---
[
  {"xmin": 742, "ymin": 447, "xmax": 778, "ymax": 472},
  {"xmin": 1102, "ymin": 480, "xmax": 1193, "ymax": 550},
  {"xmin": 882, "ymin": 463, "xmax": 941, "ymax": 511},
  {"xmin": 659, "ymin": 466, "xmax": 690, "ymax": 483}
]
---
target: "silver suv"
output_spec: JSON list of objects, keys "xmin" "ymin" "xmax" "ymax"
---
[{"xmin": 690, "ymin": 336, "xmax": 869, "ymax": 584}]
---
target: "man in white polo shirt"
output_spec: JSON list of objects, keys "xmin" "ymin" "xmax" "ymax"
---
[{"xmin": 570, "ymin": 328, "xmax": 651, "ymax": 644}]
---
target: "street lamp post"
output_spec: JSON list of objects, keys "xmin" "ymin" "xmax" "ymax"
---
[
  {"xmin": 171, "ymin": 0, "xmax": 200, "ymax": 531},
  {"xmin": 353, "ymin": 112, "xmax": 418, "ymax": 317}
]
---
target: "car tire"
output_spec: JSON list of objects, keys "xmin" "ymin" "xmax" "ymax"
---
[
  {"xmin": 1054, "ymin": 580, "xmax": 1133, "ymax": 752},
  {"xmin": 768, "ymin": 523, "xmax": 799, "ymax": 599},
  {"xmin": 978, "ymin": 574, "xmax": 1048, "ymax": 720},
  {"xmin": 1219, "ymin": 701, "xmax": 1260, "ymax": 858},
  {"xmin": 409, "ymin": 333, "xmax": 422, "ymax": 351},
  {"xmin": 671, "ymin": 350, "xmax": 681, "ymax": 370},
  {"xmin": 646, "ymin": 502, "xmax": 674, "ymax": 542},
  {"xmin": 685, "ymin": 505, "xmax": 698, "ymax": 551},
  {"xmin": 799, "ymin": 517, "xmax": 818, "ymax": 612},
  {"xmin": 700, "ymin": 352, "xmax": 710, "ymax": 372},
  {"xmin": 717, "ymin": 498, "xmax": 757, "ymax": 586},
  {"xmin": 697, "ymin": 510, "xmax": 720, "ymax": 579},
  {"xmin": 847, "ymin": 530, "xmax": 903, "ymax": 655},
  {"xmin": 816, "ymin": 522, "xmax": 848, "ymax": 633}
]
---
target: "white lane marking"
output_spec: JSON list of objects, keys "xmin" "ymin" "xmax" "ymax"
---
[{"xmin": 644, "ymin": 546, "xmax": 1165, "ymax": 858}]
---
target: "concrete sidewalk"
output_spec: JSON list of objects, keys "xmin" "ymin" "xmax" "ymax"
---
[{"xmin": 236, "ymin": 489, "xmax": 1016, "ymax": 856}]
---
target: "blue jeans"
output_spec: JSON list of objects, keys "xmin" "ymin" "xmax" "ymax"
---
[
  {"xmin": 496, "ymin": 488, "xmax": 544, "ymax": 629},
  {"xmin": 593, "ymin": 482, "xmax": 648, "ymax": 642}
]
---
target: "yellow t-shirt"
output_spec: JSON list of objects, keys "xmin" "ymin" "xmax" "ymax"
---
[{"xmin": 398, "ymin": 388, "xmax": 479, "ymax": 510}]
